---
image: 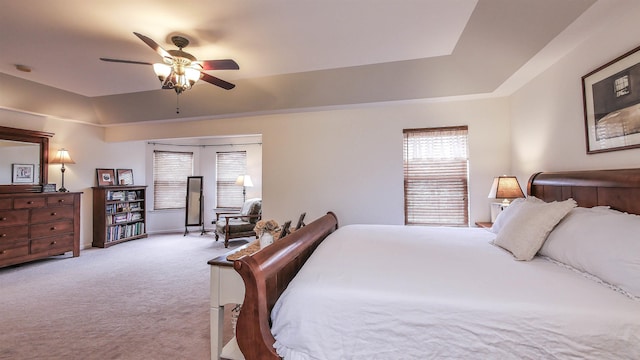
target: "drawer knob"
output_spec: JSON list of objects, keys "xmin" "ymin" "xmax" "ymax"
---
[
  {"xmin": 51, "ymin": 241, "xmax": 57, "ymax": 245},
  {"xmin": 51, "ymin": 212, "xmax": 57, "ymax": 216},
  {"xmin": 27, "ymin": 201, "xmax": 33, "ymax": 204},
  {"xmin": 0, "ymin": 233, "xmax": 6, "ymax": 237},
  {"xmin": 0, "ymin": 217, "xmax": 6, "ymax": 221},
  {"xmin": 0, "ymin": 250, "xmax": 6, "ymax": 255},
  {"xmin": 58, "ymin": 199, "xmax": 65, "ymax": 203},
  {"xmin": 50, "ymin": 226, "xmax": 57, "ymax": 231}
]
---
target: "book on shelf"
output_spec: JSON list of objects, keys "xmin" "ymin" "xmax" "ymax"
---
[
  {"xmin": 106, "ymin": 222, "xmax": 145, "ymax": 242},
  {"xmin": 130, "ymin": 212, "xmax": 142, "ymax": 221},
  {"xmin": 107, "ymin": 191, "xmax": 125, "ymax": 201},
  {"xmin": 127, "ymin": 191, "xmax": 138, "ymax": 201}
]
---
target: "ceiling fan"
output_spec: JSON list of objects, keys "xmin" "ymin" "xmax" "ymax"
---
[{"xmin": 100, "ymin": 32, "xmax": 239, "ymax": 94}]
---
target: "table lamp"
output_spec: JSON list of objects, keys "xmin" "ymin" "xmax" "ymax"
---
[
  {"xmin": 488, "ymin": 175, "xmax": 525, "ymax": 221},
  {"xmin": 49, "ymin": 148, "xmax": 75, "ymax": 192}
]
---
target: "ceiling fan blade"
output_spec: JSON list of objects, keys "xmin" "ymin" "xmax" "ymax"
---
[
  {"xmin": 201, "ymin": 72, "xmax": 235, "ymax": 90},
  {"xmin": 133, "ymin": 32, "xmax": 172, "ymax": 60},
  {"xmin": 100, "ymin": 58, "xmax": 152, "ymax": 66},
  {"xmin": 197, "ymin": 59, "xmax": 240, "ymax": 71}
]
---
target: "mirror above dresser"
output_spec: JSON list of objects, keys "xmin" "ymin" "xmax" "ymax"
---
[{"xmin": 0, "ymin": 126, "xmax": 53, "ymax": 194}]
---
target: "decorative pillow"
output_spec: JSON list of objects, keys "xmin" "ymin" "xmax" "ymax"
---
[
  {"xmin": 240, "ymin": 198, "xmax": 262, "ymax": 223},
  {"xmin": 490, "ymin": 197, "xmax": 542, "ymax": 234},
  {"xmin": 493, "ymin": 197, "xmax": 576, "ymax": 261},
  {"xmin": 540, "ymin": 206, "xmax": 640, "ymax": 297}
]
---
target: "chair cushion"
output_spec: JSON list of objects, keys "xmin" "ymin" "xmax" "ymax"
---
[
  {"xmin": 216, "ymin": 218, "xmax": 256, "ymax": 234},
  {"xmin": 240, "ymin": 198, "xmax": 262, "ymax": 223}
]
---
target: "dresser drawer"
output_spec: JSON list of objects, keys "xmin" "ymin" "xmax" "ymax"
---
[
  {"xmin": 0, "ymin": 210, "xmax": 29, "ymax": 226},
  {"xmin": 0, "ymin": 198, "xmax": 12, "ymax": 210},
  {"xmin": 30, "ymin": 220, "xmax": 74, "ymax": 239},
  {"xmin": 13, "ymin": 196, "xmax": 46, "ymax": 209},
  {"xmin": 0, "ymin": 242, "xmax": 29, "ymax": 261},
  {"xmin": 31, "ymin": 206, "xmax": 74, "ymax": 223},
  {"xmin": 31, "ymin": 234, "xmax": 74, "ymax": 255},
  {"xmin": 0, "ymin": 225, "xmax": 29, "ymax": 242},
  {"xmin": 47, "ymin": 194, "xmax": 76, "ymax": 207}
]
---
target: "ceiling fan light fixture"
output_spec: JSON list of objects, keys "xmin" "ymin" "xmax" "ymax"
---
[
  {"xmin": 153, "ymin": 63, "xmax": 171, "ymax": 82},
  {"xmin": 185, "ymin": 67, "xmax": 201, "ymax": 85},
  {"xmin": 101, "ymin": 32, "xmax": 237, "ymax": 97}
]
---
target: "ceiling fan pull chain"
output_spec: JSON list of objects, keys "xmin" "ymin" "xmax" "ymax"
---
[{"xmin": 176, "ymin": 93, "xmax": 180, "ymax": 114}]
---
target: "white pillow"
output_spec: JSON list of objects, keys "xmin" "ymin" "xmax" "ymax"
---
[
  {"xmin": 493, "ymin": 197, "xmax": 576, "ymax": 261},
  {"xmin": 540, "ymin": 206, "xmax": 640, "ymax": 297},
  {"xmin": 490, "ymin": 196, "xmax": 543, "ymax": 234}
]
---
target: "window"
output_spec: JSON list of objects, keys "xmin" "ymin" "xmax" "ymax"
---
[
  {"xmin": 216, "ymin": 151, "xmax": 247, "ymax": 208},
  {"xmin": 153, "ymin": 150, "xmax": 194, "ymax": 210},
  {"xmin": 403, "ymin": 126, "xmax": 469, "ymax": 226}
]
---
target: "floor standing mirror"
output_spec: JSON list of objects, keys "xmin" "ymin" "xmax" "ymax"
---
[{"xmin": 184, "ymin": 176, "xmax": 204, "ymax": 235}]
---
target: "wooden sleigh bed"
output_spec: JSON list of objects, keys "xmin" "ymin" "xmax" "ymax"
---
[{"xmin": 232, "ymin": 168, "xmax": 640, "ymax": 359}]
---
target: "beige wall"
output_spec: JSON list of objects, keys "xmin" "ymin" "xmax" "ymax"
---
[
  {"xmin": 2, "ymin": 98, "xmax": 511, "ymax": 248},
  {"xmin": 510, "ymin": 1, "xmax": 640, "ymax": 184},
  {"xmin": 105, "ymin": 98, "xmax": 511, "ymax": 227}
]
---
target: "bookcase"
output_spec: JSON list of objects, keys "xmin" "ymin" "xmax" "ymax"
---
[{"xmin": 92, "ymin": 186, "xmax": 147, "ymax": 248}]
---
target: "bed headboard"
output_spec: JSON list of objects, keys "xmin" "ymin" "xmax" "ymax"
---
[{"xmin": 528, "ymin": 168, "xmax": 640, "ymax": 215}]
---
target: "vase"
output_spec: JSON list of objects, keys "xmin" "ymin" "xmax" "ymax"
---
[{"xmin": 260, "ymin": 232, "xmax": 274, "ymax": 248}]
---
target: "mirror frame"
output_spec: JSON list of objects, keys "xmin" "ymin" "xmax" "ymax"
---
[
  {"xmin": 185, "ymin": 176, "xmax": 204, "ymax": 227},
  {"xmin": 0, "ymin": 125, "xmax": 54, "ymax": 194}
]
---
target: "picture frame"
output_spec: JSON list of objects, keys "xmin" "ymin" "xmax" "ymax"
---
[
  {"xmin": 12, "ymin": 164, "xmax": 35, "ymax": 183},
  {"xmin": 42, "ymin": 183, "xmax": 57, "ymax": 192},
  {"xmin": 116, "ymin": 169, "xmax": 134, "ymax": 186},
  {"xmin": 96, "ymin": 168, "xmax": 115, "ymax": 186},
  {"xmin": 583, "ymin": 45, "xmax": 640, "ymax": 153}
]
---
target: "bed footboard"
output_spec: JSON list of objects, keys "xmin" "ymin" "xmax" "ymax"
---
[{"xmin": 233, "ymin": 212, "xmax": 339, "ymax": 359}]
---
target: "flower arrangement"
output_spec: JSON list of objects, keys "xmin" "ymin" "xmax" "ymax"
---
[{"xmin": 254, "ymin": 219, "xmax": 280, "ymax": 238}]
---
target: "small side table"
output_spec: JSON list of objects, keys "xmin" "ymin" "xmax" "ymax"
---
[
  {"xmin": 208, "ymin": 248, "xmax": 247, "ymax": 360},
  {"xmin": 475, "ymin": 221, "xmax": 493, "ymax": 229}
]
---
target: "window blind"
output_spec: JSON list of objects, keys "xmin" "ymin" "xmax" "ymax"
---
[
  {"xmin": 216, "ymin": 151, "xmax": 247, "ymax": 208},
  {"xmin": 153, "ymin": 150, "xmax": 194, "ymax": 210},
  {"xmin": 403, "ymin": 126, "xmax": 469, "ymax": 226}
]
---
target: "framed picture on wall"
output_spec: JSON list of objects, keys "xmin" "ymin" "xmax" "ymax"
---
[
  {"xmin": 12, "ymin": 164, "xmax": 35, "ymax": 183},
  {"xmin": 583, "ymin": 44, "xmax": 640, "ymax": 153},
  {"xmin": 116, "ymin": 169, "xmax": 134, "ymax": 185},
  {"xmin": 96, "ymin": 168, "xmax": 115, "ymax": 186}
]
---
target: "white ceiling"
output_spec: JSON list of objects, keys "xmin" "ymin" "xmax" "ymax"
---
[
  {"xmin": 1, "ymin": 0, "xmax": 477, "ymax": 97},
  {"xmin": 0, "ymin": 0, "xmax": 616, "ymax": 124}
]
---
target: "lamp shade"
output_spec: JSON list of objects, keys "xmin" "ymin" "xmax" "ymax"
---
[
  {"xmin": 49, "ymin": 149, "xmax": 75, "ymax": 165},
  {"xmin": 153, "ymin": 63, "xmax": 172, "ymax": 82},
  {"xmin": 235, "ymin": 175, "xmax": 253, "ymax": 187},
  {"xmin": 488, "ymin": 176, "xmax": 524, "ymax": 199},
  {"xmin": 185, "ymin": 67, "xmax": 201, "ymax": 85}
]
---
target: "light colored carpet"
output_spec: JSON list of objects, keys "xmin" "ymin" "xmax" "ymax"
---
[{"xmin": 0, "ymin": 232, "xmax": 247, "ymax": 360}]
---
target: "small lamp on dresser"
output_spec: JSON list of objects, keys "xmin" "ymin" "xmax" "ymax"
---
[
  {"xmin": 488, "ymin": 175, "xmax": 525, "ymax": 222},
  {"xmin": 49, "ymin": 148, "xmax": 75, "ymax": 192}
]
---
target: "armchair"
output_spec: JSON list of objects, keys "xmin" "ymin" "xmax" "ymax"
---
[{"xmin": 214, "ymin": 198, "xmax": 262, "ymax": 248}]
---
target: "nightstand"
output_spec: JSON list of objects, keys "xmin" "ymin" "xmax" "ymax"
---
[
  {"xmin": 208, "ymin": 249, "xmax": 246, "ymax": 360},
  {"xmin": 475, "ymin": 221, "xmax": 493, "ymax": 229}
]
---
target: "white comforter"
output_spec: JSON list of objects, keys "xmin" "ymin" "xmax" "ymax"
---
[{"xmin": 271, "ymin": 224, "xmax": 640, "ymax": 359}]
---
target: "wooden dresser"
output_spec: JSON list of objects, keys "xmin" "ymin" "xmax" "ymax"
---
[{"xmin": 0, "ymin": 192, "xmax": 81, "ymax": 268}]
